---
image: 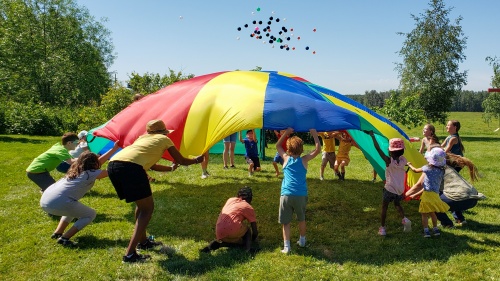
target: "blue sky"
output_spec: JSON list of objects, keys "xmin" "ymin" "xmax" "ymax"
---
[{"xmin": 77, "ymin": 0, "xmax": 500, "ymax": 95}]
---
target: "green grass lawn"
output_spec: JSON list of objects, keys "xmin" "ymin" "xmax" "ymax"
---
[{"xmin": 0, "ymin": 112, "xmax": 499, "ymax": 280}]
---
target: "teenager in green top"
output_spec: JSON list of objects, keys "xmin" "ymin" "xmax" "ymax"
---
[{"xmin": 26, "ymin": 133, "xmax": 79, "ymax": 192}]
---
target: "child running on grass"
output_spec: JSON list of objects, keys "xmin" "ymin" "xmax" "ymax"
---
[
  {"xmin": 407, "ymin": 147, "xmax": 449, "ymax": 237},
  {"xmin": 40, "ymin": 143, "xmax": 120, "ymax": 246},
  {"xmin": 276, "ymin": 128, "xmax": 321, "ymax": 254},
  {"xmin": 366, "ymin": 130, "xmax": 412, "ymax": 236}
]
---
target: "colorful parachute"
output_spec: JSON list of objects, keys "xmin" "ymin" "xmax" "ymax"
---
[{"xmin": 89, "ymin": 70, "xmax": 426, "ymax": 185}]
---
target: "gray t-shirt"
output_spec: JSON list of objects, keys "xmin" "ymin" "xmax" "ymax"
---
[
  {"xmin": 40, "ymin": 170, "xmax": 102, "ymax": 208},
  {"xmin": 441, "ymin": 166, "xmax": 485, "ymax": 201}
]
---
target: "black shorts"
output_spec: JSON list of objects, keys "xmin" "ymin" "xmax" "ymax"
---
[
  {"xmin": 107, "ymin": 161, "xmax": 152, "ymax": 203},
  {"xmin": 382, "ymin": 189, "xmax": 403, "ymax": 204},
  {"xmin": 245, "ymin": 156, "xmax": 261, "ymax": 170}
]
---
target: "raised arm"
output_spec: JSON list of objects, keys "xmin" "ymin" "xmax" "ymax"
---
[
  {"xmin": 276, "ymin": 128, "xmax": 292, "ymax": 158},
  {"xmin": 98, "ymin": 141, "xmax": 120, "ymax": 165},
  {"xmin": 302, "ymin": 129, "xmax": 321, "ymax": 162},
  {"xmin": 239, "ymin": 131, "xmax": 244, "ymax": 143},
  {"xmin": 365, "ymin": 130, "xmax": 390, "ymax": 165}
]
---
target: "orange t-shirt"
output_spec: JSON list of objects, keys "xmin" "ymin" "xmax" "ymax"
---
[{"xmin": 215, "ymin": 197, "xmax": 256, "ymax": 240}]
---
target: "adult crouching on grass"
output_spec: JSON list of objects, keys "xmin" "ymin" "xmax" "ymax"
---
[{"xmin": 107, "ymin": 119, "xmax": 204, "ymax": 263}]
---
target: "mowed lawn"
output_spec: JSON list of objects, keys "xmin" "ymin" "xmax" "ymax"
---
[{"xmin": 0, "ymin": 112, "xmax": 498, "ymax": 281}]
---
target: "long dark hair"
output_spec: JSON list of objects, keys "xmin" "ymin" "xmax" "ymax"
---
[
  {"xmin": 450, "ymin": 120, "xmax": 465, "ymax": 153},
  {"xmin": 66, "ymin": 151, "xmax": 100, "ymax": 180}
]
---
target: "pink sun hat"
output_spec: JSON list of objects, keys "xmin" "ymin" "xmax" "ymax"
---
[{"xmin": 388, "ymin": 138, "xmax": 405, "ymax": 151}]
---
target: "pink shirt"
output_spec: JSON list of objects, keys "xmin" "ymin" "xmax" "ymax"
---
[
  {"xmin": 384, "ymin": 156, "xmax": 407, "ymax": 195},
  {"xmin": 216, "ymin": 197, "xmax": 256, "ymax": 240}
]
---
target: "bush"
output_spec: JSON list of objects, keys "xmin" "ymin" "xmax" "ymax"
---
[{"xmin": 3, "ymin": 101, "xmax": 61, "ymax": 135}]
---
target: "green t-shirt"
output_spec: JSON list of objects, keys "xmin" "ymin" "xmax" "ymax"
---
[{"xmin": 26, "ymin": 143, "xmax": 71, "ymax": 173}]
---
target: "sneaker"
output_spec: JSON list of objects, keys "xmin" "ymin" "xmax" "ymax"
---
[
  {"xmin": 223, "ymin": 166, "xmax": 228, "ymax": 169},
  {"xmin": 335, "ymin": 172, "xmax": 341, "ymax": 179},
  {"xmin": 51, "ymin": 233, "xmax": 62, "ymax": 239},
  {"xmin": 378, "ymin": 226, "xmax": 386, "ymax": 236},
  {"xmin": 296, "ymin": 240, "xmax": 306, "ymax": 248},
  {"xmin": 248, "ymin": 172, "xmax": 253, "ymax": 177},
  {"xmin": 137, "ymin": 238, "xmax": 163, "ymax": 250},
  {"xmin": 57, "ymin": 237, "xmax": 77, "ymax": 247},
  {"xmin": 372, "ymin": 178, "xmax": 376, "ymax": 183},
  {"xmin": 230, "ymin": 165, "xmax": 236, "ymax": 168},
  {"xmin": 123, "ymin": 252, "xmax": 151, "ymax": 263},
  {"xmin": 319, "ymin": 176, "xmax": 324, "ymax": 181},
  {"xmin": 402, "ymin": 218, "xmax": 412, "ymax": 232},
  {"xmin": 433, "ymin": 229, "xmax": 441, "ymax": 236},
  {"xmin": 281, "ymin": 247, "xmax": 291, "ymax": 254},
  {"xmin": 423, "ymin": 230, "xmax": 431, "ymax": 238},
  {"xmin": 201, "ymin": 173, "xmax": 209, "ymax": 179}
]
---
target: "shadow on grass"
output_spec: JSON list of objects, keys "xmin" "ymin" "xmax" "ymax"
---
[
  {"xmin": 118, "ymin": 176, "xmax": 498, "ymax": 269},
  {"xmin": 157, "ymin": 247, "xmax": 254, "ymax": 277},
  {"xmin": 0, "ymin": 136, "xmax": 48, "ymax": 144},
  {"xmin": 477, "ymin": 202, "xmax": 500, "ymax": 210},
  {"xmin": 74, "ymin": 235, "xmax": 129, "ymax": 249},
  {"xmin": 460, "ymin": 136, "xmax": 500, "ymax": 142}
]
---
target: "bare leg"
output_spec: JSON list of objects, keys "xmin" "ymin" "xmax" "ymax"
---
[
  {"xmin": 380, "ymin": 201, "xmax": 389, "ymax": 227},
  {"xmin": 422, "ymin": 213, "xmax": 429, "ymax": 228},
  {"xmin": 54, "ymin": 219, "xmax": 70, "ymax": 235},
  {"xmin": 223, "ymin": 142, "xmax": 230, "ymax": 167},
  {"xmin": 229, "ymin": 142, "xmax": 236, "ymax": 166},
  {"xmin": 126, "ymin": 196, "xmax": 154, "ymax": 256},
  {"xmin": 298, "ymin": 220, "xmax": 306, "ymax": 237},
  {"xmin": 282, "ymin": 223, "xmax": 291, "ymax": 242},
  {"xmin": 273, "ymin": 162, "xmax": 280, "ymax": 176}
]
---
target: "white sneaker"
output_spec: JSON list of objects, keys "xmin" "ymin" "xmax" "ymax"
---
[
  {"xmin": 378, "ymin": 226, "xmax": 386, "ymax": 236},
  {"xmin": 319, "ymin": 176, "xmax": 324, "ymax": 181},
  {"xmin": 402, "ymin": 218, "xmax": 412, "ymax": 232},
  {"xmin": 201, "ymin": 173, "xmax": 209, "ymax": 179},
  {"xmin": 281, "ymin": 247, "xmax": 291, "ymax": 254}
]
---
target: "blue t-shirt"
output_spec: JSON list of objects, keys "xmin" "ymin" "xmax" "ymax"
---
[
  {"xmin": 243, "ymin": 139, "xmax": 259, "ymax": 158},
  {"xmin": 422, "ymin": 165, "xmax": 444, "ymax": 193},
  {"xmin": 281, "ymin": 156, "xmax": 307, "ymax": 196}
]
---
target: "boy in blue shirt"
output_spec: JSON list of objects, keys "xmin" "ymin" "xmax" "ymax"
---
[{"xmin": 239, "ymin": 130, "xmax": 261, "ymax": 176}]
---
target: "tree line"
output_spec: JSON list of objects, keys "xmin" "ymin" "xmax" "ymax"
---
[
  {"xmin": 1, "ymin": 0, "xmax": 500, "ymax": 135},
  {"xmin": 346, "ymin": 90, "xmax": 491, "ymax": 112}
]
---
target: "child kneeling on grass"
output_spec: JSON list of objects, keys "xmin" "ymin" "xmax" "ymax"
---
[{"xmin": 201, "ymin": 186, "xmax": 258, "ymax": 253}]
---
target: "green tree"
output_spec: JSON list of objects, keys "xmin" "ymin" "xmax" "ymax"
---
[
  {"xmin": 483, "ymin": 57, "xmax": 500, "ymax": 126},
  {"xmin": 0, "ymin": 0, "xmax": 114, "ymax": 106},
  {"xmin": 482, "ymin": 93, "xmax": 500, "ymax": 127},
  {"xmin": 127, "ymin": 69, "xmax": 194, "ymax": 95},
  {"xmin": 486, "ymin": 56, "xmax": 500, "ymax": 88},
  {"xmin": 387, "ymin": 0, "xmax": 467, "ymax": 127}
]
